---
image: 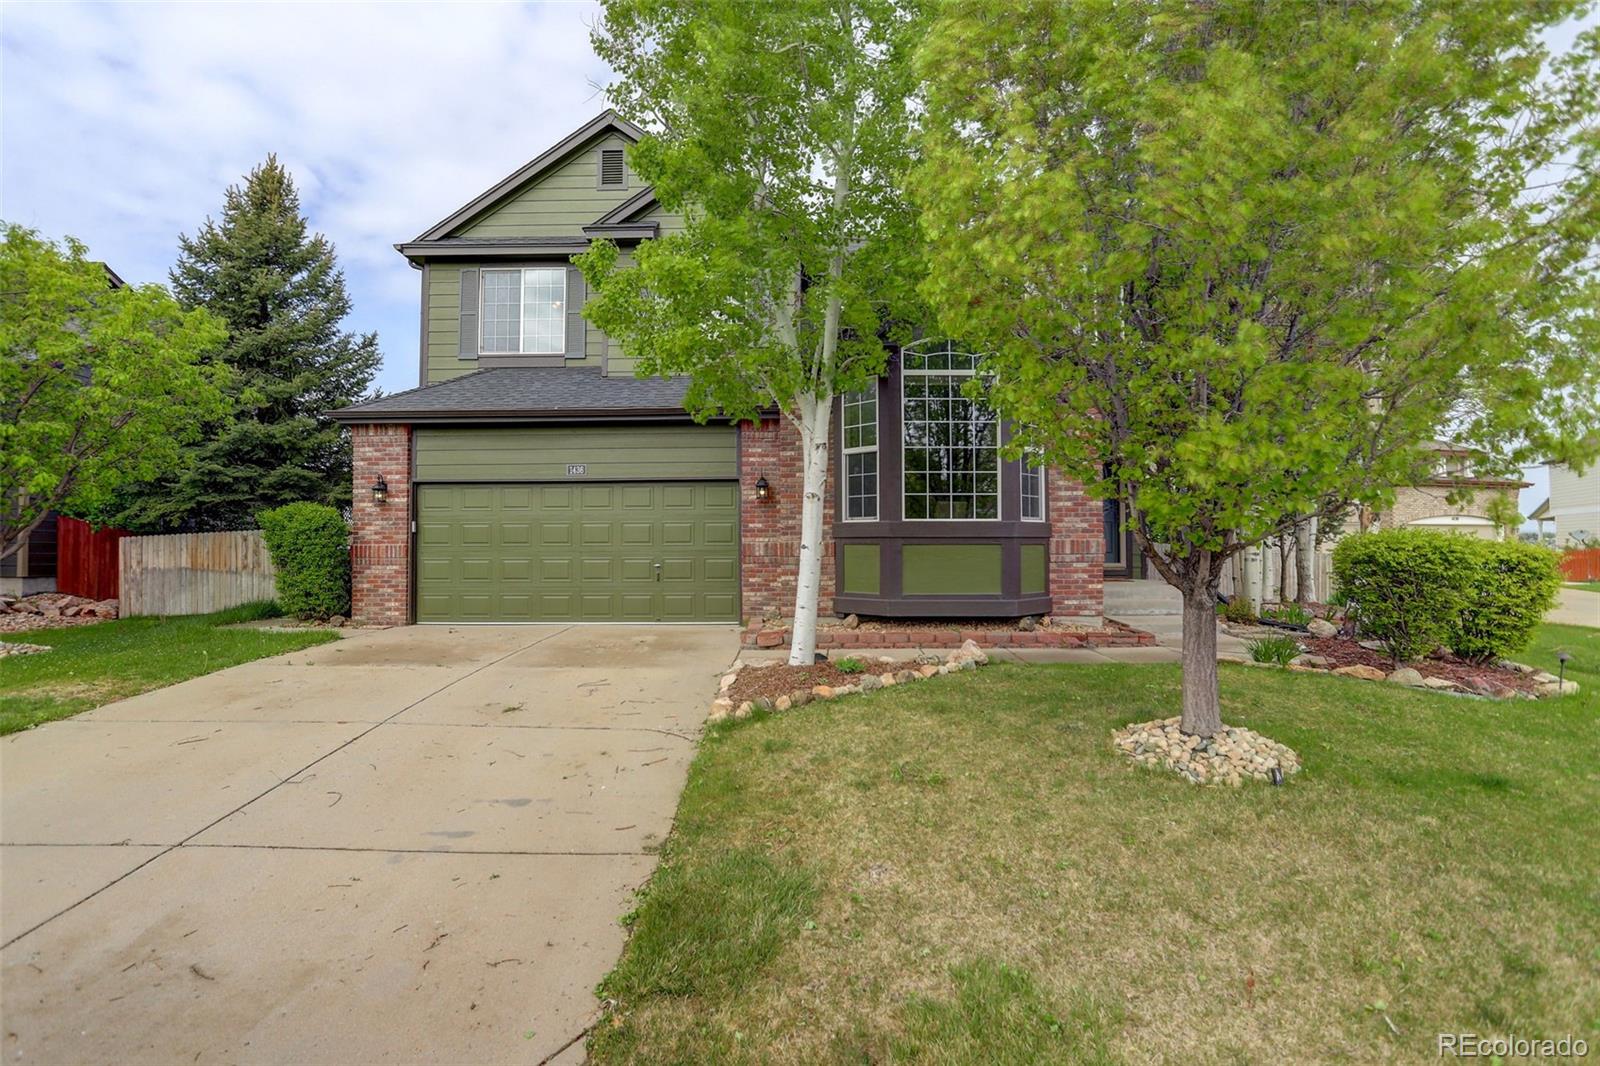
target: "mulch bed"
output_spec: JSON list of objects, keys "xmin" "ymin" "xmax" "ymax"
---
[
  {"xmin": 726, "ymin": 660, "xmax": 897, "ymax": 705},
  {"xmin": 742, "ymin": 618, "xmax": 1155, "ymax": 650},
  {"xmin": 1299, "ymin": 636, "xmax": 1538, "ymax": 696}
]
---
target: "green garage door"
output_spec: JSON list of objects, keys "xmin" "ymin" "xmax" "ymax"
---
[{"xmin": 415, "ymin": 482, "xmax": 739, "ymax": 622}]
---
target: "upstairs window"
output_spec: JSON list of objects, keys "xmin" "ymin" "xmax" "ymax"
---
[
  {"xmin": 599, "ymin": 148, "xmax": 627, "ymax": 188},
  {"xmin": 480, "ymin": 267, "xmax": 566, "ymax": 354},
  {"xmin": 902, "ymin": 341, "xmax": 999, "ymax": 520},
  {"xmin": 1021, "ymin": 455, "xmax": 1046, "ymax": 521},
  {"xmin": 842, "ymin": 386, "xmax": 878, "ymax": 521}
]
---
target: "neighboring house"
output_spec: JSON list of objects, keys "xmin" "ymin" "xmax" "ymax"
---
[
  {"xmin": 331, "ymin": 111, "xmax": 1107, "ymax": 627},
  {"xmin": 1528, "ymin": 461, "xmax": 1600, "ymax": 546},
  {"xmin": 1374, "ymin": 441, "xmax": 1527, "ymax": 540}
]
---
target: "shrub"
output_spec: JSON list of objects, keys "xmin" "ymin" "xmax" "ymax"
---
[
  {"xmin": 1332, "ymin": 529, "xmax": 1476, "ymax": 662},
  {"xmin": 1262, "ymin": 603, "xmax": 1313, "ymax": 626},
  {"xmin": 1448, "ymin": 539, "xmax": 1562, "ymax": 663},
  {"xmin": 1247, "ymin": 634, "xmax": 1302, "ymax": 666},
  {"xmin": 1221, "ymin": 597, "xmax": 1255, "ymax": 625},
  {"xmin": 257, "ymin": 503, "xmax": 350, "ymax": 620},
  {"xmin": 835, "ymin": 656, "xmax": 866, "ymax": 674}
]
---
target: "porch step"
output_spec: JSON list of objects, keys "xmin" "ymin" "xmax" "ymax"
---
[{"xmin": 1102, "ymin": 579, "xmax": 1184, "ymax": 616}]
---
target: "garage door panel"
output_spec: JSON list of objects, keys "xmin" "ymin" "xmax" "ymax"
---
[{"xmin": 416, "ymin": 482, "xmax": 738, "ymax": 622}]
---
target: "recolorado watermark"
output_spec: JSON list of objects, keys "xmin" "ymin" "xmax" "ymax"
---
[{"xmin": 1438, "ymin": 1033, "xmax": 1589, "ymax": 1058}]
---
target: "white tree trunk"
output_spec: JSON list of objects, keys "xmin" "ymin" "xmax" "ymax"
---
[
  {"xmin": 1295, "ymin": 516, "xmax": 1317, "ymax": 605},
  {"xmin": 788, "ymin": 392, "xmax": 833, "ymax": 666}
]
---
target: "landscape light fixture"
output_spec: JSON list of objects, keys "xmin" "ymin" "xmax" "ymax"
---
[
  {"xmin": 1558, "ymin": 650, "xmax": 1572, "ymax": 689},
  {"xmin": 754, "ymin": 476, "xmax": 770, "ymax": 501},
  {"xmin": 372, "ymin": 476, "xmax": 389, "ymax": 504}
]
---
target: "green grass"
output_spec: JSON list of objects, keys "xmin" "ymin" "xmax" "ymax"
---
[
  {"xmin": 1564, "ymin": 580, "xmax": 1600, "ymax": 594},
  {"xmin": 589, "ymin": 625, "xmax": 1599, "ymax": 1064},
  {"xmin": 0, "ymin": 602, "xmax": 338, "ymax": 734}
]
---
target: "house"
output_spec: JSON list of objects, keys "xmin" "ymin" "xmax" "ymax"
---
[
  {"xmin": 331, "ymin": 112, "xmax": 1108, "ymax": 627},
  {"xmin": 1528, "ymin": 462, "xmax": 1600, "ymax": 546},
  {"xmin": 1372, "ymin": 441, "xmax": 1528, "ymax": 540}
]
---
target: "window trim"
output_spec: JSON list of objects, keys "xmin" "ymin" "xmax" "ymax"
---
[
  {"xmin": 899, "ymin": 342, "xmax": 1002, "ymax": 522},
  {"xmin": 1021, "ymin": 454, "xmax": 1046, "ymax": 522},
  {"xmin": 841, "ymin": 385, "xmax": 879, "ymax": 522},
  {"xmin": 478, "ymin": 266, "xmax": 566, "ymax": 356}
]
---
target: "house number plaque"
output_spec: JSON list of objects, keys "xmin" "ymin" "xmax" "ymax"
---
[{"xmin": 567, "ymin": 464, "xmax": 587, "ymax": 477}]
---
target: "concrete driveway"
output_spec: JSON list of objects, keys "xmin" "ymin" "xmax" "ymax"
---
[
  {"xmin": 1, "ymin": 624, "xmax": 738, "ymax": 1065},
  {"xmin": 1550, "ymin": 585, "xmax": 1600, "ymax": 628}
]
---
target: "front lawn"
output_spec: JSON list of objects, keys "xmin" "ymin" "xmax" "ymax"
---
[
  {"xmin": 0, "ymin": 602, "xmax": 339, "ymax": 735},
  {"xmin": 1565, "ymin": 580, "xmax": 1600, "ymax": 594},
  {"xmin": 591, "ymin": 626, "xmax": 1598, "ymax": 1063}
]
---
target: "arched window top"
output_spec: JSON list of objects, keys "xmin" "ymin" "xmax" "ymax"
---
[{"xmin": 902, "ymin": 338, "xmax": 983, "ymax": 374}]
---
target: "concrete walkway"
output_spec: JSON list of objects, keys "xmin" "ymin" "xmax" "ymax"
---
[
  {"xmin": 1, "ymin": 624, "xmax": 739, "ymax": 1065},
  {"xmin": 1551, "ymin": 585, "xmax": 1600, "ymax": 628}
]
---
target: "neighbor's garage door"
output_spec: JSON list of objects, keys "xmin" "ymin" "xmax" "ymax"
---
[{"xmin": 415, "ymin": 481, "xmax": 739, "ymax": 622}]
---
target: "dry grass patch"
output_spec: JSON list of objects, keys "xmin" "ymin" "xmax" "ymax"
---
[{"xmin": 588, "ymin": 625, "xmax": 1599, "ymax": 1063}]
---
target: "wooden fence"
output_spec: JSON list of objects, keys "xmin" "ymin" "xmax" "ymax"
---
[
  {"xmin": 1561, "ymin": 547, "xmax": 1600, "ymax": 582},
  {"xmin": 56, "ymin": 516, "xmax": 127, "ymax": 600},
  {"xmin": 119, "ymin": 530, "xmax": 277, "ymax": 616}
]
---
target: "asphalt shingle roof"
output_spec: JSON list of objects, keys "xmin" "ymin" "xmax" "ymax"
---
[{"xmin": 330, "ymin": 367, "xmax": 693, "ymax": 422}]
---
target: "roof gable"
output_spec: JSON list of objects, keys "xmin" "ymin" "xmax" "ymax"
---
[{"xmin": 415, "ymin": 110, "xmax": 647, "ymax": 242}]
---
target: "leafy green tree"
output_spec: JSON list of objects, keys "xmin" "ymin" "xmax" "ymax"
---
[
  {"xmin": 117, "ymin": 156, "xmax": 381, "ymax": 531},
  {"xmin": 578, "ymin": 0, "xmax": 927, "ymax": 664},
  {"xmin": 914, "ymin": 0, "xmax": 1600, "ymax": 735},
  {"xmin": 1, "ymin": 225, "xmax": 228, "ymax": 561}
]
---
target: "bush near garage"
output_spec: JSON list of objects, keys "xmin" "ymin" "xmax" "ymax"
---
[
  {"xmin": 257, "ymin": 503, "xmax": 350, "ymax": 620},
  {"xmin": 1449, "ymin": 538, "xmax": 1563, "ymax": 663},
  {"xmin": 1332, "ymin": 529, "xmax": 1477, "ymax": 663}
]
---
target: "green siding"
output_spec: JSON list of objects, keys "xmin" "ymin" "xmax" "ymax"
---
[
  {"xmin": 414, "ymin": 425, "xmax": 736, "ymax": 482},
  {"xmin": 901, "ymin": 544, "xmax": 1002, "ymax": 596},
  {"xmin": 841, "ymin": 543, "xmax": 880, "ymax": 595},
  {"xmin": 416, "ymin": 481, "xmax": 738, "ymax": 622},
  {"xmin": 1021, "ymin": 544, "xmax": 1046, "ymax": 594},
  {"xmin": 425, "ymin": 262, "xmax": 601, "ymax": 384},
  {"xmin": 637, "ymin": 203, "xmax": 687, "ymax": 235},
  {"xmin": 458, "ymin": 136, "xmax": 641, "ymax": 238}
]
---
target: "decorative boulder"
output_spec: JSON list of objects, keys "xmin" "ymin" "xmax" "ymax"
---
[
  {"xmin": 1386, "ymin": 667, "xmax": 1427, "ymax": 687},
  {"xmin": 1307, "ymin": 618, "xmax": 1338, "ymax": 639},
  {"xmin": 1333, "ymin": 664, "xmax": 1387, "ymax": 682}
]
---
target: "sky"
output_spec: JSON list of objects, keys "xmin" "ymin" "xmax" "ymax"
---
[{"xmin": 2, "ymin": 1, "xmax": 1587, "ymax": 519}]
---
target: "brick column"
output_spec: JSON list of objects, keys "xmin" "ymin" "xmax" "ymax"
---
[
  {"xmin": 738, "ymin": 417, "xmax": 835, "ymax": 623},
  {"xmin": 350, "ymin": 423, "xmax": 412, "ymax": 626},
  {"xmin": 1047, "ymin": 469, "xmax": 1104, "ymax": 624}
]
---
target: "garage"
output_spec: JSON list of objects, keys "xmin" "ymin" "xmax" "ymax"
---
[{"xmin": 410, "ymin": 421, "xmax": 740, "ymax": 623}]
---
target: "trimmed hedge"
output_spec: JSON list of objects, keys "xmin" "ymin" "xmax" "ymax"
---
[
  {"xmin": 257, "ymin": 503, "xmax": 350, "ymax": 620},
  {"xmin": 1449, "ymin": 538, "xmax": 1562, "ymax": 663},
  {"xmin": 1332, "ymin": 529, "xmax": 1562, "ymax": 664}
]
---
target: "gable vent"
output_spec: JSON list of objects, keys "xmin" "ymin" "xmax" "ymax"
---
[{"xmin": 599, "ymin": 148, "xmax": 626, "ymax": 187}]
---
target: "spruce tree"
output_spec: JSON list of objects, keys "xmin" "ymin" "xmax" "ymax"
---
[{"xmin": 117, "ymin": 156, "xmax": 380, "ymax": 531}]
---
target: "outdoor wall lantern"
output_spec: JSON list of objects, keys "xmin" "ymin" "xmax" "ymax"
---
[
  {"xmin": 372, "ymin": 476, "xmax": 389, "ymax": 504},
  {"xmin": 754, "ymin": 476, "xmax": 771, "ymax": 502}
]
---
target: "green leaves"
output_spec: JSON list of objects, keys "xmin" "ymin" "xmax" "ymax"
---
[{"xmin": 1, "ymin": 225, "xmax": 229, "ymax": 558}]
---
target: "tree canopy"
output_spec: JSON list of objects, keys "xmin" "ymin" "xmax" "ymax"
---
[
  {"xmin": 1, "ymin": 225, "xmax": 228, "ymax": 560},
  {"xmin": 113, "ymin": 156, "xmax": 381, "ymax": 532},
  {"xmin": 579, "ymin": 0, "xmax": 927, "ymax": 662},
  {"xmin": 913, "ymin": 0, "xmax": 1600, "ymax": 734}
]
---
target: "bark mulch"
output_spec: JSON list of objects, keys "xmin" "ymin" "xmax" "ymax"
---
[
  {"xmin": 726, "ymin": 659, "xmax": 902, "ymax": 705},
  {"xmin": 1300, "ymin": 636, "xmax": 1538, "ymax": 696}
]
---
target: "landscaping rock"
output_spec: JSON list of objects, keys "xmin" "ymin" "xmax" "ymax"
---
[
  {"xmin": 841, "ymin": 613, "xmax": 860, "ymax": 630},
  {"xmin": 1307, "ymin": 618, "xmax": 1338, "ymax": 639},
  {"xmin": 1113, "ymin": 717, "xmax": 1302, "ymax": 786},
  {"xmin": 812, "ymin": 685, "xmax": 836, "ymax": 699},
  {"xmin": 1531, "ymin": 671, "xmax": 1561, "ymax": 685},
  {"xmin": 1421, "ymin": 677, "xmax": 1461, "ymax": 691},
  {"xmin": 734, "ymin": 701, "xmax": 754, "ymax": 720},
  {"xmin": 1358, "ymin": 640, "xmax": 1385, "ymax": 651},
  {"xmin": 878, "ymin": 672, "xmax": 897, "ymax": 686},
  {"xmin": 1018, "ymin": 615, "xmax": 1036, "ymax": 632},
  {"xmin": 1500, "ymin": 660, "xmax": 1537, "ymax": 674},
  {"xmin": 917, "ymin": 665, "xmax": 939, "ymax": 679},
  {"xmin": 719, "ymin": 673, "xmax": 738, "ymax": 692},
  {"xmin": 1537, "ymin": 679, "xmax": 1580, "ymax": 698},
  {"xmin": 858, "ymin": 673, "xmax": 882, "ymax": 691},
  {"xmin": 1291, "ymin": 654, "xmax": 1331, "ymax": 669},
  {"xmin": 1386, "ymin": 667, "xmax": 1427, "ymax": 687},
  {"xmin": 774, "ymin": 695, "xmax": 792, "ymax": 712},
  {"xmin": 1333, "ymin": 664, "xmax": 1388, "ymax": 682},
  {"xmin": 0, "ymin": 641, "xmax": 51, "ymax": 657},
  {"xmin": 789, "ymin": 690, "xmax": 813, "ymax": 708}
]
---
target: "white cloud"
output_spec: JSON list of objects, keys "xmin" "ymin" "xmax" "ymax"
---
[{"xmin": 2, "ymin": 0, "xmax": 613, "ymax": 393}]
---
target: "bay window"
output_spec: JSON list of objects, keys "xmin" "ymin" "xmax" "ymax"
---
[
  {"xmin": 1021, "ymin": 456, "xmax": 1045, "ymax": 521},
  {"xmin": 480, "ymin": 267, "xmax": 566, "ymax": 354},
  {"xmin": 902, "ymin": 342, "xmax": 999, "ymax": 520},
  {"xmin": 842, "ymin": 386, "xmax": 878, "ymax": 520}
]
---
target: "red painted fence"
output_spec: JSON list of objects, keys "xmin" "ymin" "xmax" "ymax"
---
[
  {"xmin": 56, "ymin": 516, "xmax": 127, "ymax": 600},
  {"xmin": 1560, "ymin": 547, "xmax": 1600, "ymax": 583}
]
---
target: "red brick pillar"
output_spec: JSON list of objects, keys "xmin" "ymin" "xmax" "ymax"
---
[
  {"xmin": 1047, "ymin": 469, "xmax": 1104, "ymax": 624},
  {"xmin": 738, "ymin": 417, "xmax": 835, "ymax": 623},
  {"xmin": 350, "ymin": 423, "xmax": 412, "ymax": 626}
]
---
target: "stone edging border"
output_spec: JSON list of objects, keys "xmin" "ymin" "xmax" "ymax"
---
[
  {"xmin": 708, "ymin": 640, "xmax": 990, "ymax": 723},
  {"xmin": 740, "ymin": 622, "xmax": 1156, "ymax": 650},
  {"xmin": 1218, "ymin": 653, "xmax": 1580, "ymax": 699}
]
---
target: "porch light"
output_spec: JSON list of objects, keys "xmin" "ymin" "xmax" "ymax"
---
[
  {"xmin": 754, "ymin": 476, "xmax": 771, "ymax": 501},
  {"xmin": 372, "ymin": 476, "xmax": 389, "ymax": 504}
]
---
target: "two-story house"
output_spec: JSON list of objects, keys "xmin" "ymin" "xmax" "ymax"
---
[{"xmin": 332, "ymin": 112, "xmax": 1108, "ymax": 627}]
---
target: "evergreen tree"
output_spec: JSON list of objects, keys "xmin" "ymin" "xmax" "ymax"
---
[{"xmin": 116, "ymin": 156, "xmax": 380, "ymax": 531}]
